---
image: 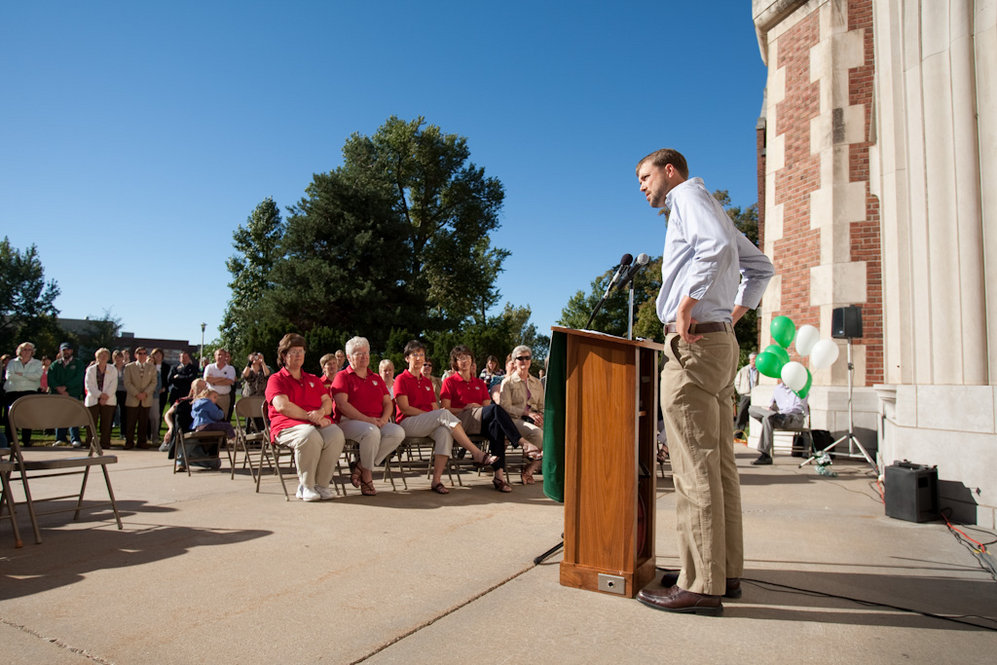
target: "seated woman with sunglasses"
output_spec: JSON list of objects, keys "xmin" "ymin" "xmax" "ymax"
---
[
  {"xmin": 499, "ymin": 345, "xmax": 544, "ymax": 484},
  {"xmin": 440, "ymin": 345, "xmax": 525, "ymax": 493},
  {"xmin": 394, "ymin": 340, "xmax": 497, "ymax": 495}
]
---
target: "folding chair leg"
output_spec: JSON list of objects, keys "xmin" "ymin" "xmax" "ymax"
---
[
  {"xmin": 0, "ymin": 473, "xmax": 23, "ymax": 548},
  {"xmin": 17, "ymin": 474, "xmax": 43, "ymax": 545}
]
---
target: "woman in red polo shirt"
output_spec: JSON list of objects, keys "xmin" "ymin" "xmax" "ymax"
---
[
  {"xmin": 330, "ymin": 336, "xmax": 405, "ymax": 496},
  {"xmin": 265, "ymin": 333, "xmax": 346, "ymax": 502},
  {"xmin": 394, "ymin": 340, "xmax": 497, "ymax": 495},
  {"xmin": 440, "ymin": 345, "xmax": 524, "ymax": 492}
]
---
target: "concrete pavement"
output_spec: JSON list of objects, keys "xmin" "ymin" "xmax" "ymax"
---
[{"xmin": 2, "ymin": 445, "xmax": 995, "ymax": 664}]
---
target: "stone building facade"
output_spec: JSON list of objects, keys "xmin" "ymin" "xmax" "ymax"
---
[{"xmin": 752, "ymin": 0, "xmax": 997, "ymax": 525}]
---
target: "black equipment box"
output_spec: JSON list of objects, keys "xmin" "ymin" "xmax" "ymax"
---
[{"xmin": 884, "ymin": 461, "xmax": 937, "ymax": 522}]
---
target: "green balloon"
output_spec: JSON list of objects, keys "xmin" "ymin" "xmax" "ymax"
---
[
  {"xmin": 764, "ymin": 344, "xmax": 790, "ymax": 365},
  {"xmin": 771, "ymin": 315, "xmax": 796, "ymax": 348},
  {"xmin": 796, "ymin": 369, "xmax": 813, "ymax": 398},
  {"xmin": 755, "ymin": 351, "xmax": 784, "ymax": 378}
]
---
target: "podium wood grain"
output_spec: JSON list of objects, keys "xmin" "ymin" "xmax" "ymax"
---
[{"xmin": 553, "ymin": 327, "xmax": 662, "ymax": 598}]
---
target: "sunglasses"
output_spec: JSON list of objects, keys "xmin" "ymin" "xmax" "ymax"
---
[{"xmin": 516, "ymin": 356, "xmax": 532, "ymax": 362}]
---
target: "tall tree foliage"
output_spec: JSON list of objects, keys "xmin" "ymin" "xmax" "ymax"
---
[
  {"xmin": 223, "ymin": 117, "xmax": 513, "ymax": 366},
  {"xmin": 340, "ymin": 116, "xmax": 508, "ymax": 329},
  {"xmin": 221, "ymin": 197, "xmax": 286, "ymax": 358},
  {"xmin": 558, "ymin": 191, "xmax": 763, "ymax": 364},
  {"xmin": 0, "ymin": 237, "xmax": 60, "ymax": 354},
  {"xmin": 275, "ymin": 170, "xmax": 413, "ymax": 354}
]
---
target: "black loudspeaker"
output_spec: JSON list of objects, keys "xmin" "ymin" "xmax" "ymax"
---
[
  {"xmin": 884, "ymin": 461, "xmax": 938, "ymax": 522},
  {"xmin": 831, "ymin": 305, "xmax": 863, "ymax": 339}
]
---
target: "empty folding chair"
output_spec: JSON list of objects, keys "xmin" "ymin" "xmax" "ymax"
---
[{"xmin": 6, "ymin": 394, "xmax": 122, "ymax": 544}]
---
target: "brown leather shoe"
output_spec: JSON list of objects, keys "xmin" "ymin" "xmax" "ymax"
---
[
  {"xmin": 637, "ymin": 585, "xmax": 722, "ymax": 615},
  {"xmin": 659, "ymin": 570, "xmax": 742, "ymax": 599}
]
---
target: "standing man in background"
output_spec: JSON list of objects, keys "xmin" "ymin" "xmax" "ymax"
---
[
  {"xmin": 204, "ymin": 348, "xmax": 236, "ymax": 423},
  {"xmin": 124, "ymin": 347, "xmax": 157, "ymax": 449},
  {"xmin": 733, "ymin": 352, "xmax": 758, "ymax": 440},
  {"xmin": 634, "ymin": 148, "xmax": 773, "ymax": 615},
  {"xmin": 49, "ymin": 342, "xmax": 86, "ymax": 447}
]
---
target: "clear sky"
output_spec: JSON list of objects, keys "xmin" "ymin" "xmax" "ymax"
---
[{"xmin": 1, "ymin": 1, "xmax": 767, "ymax": 348}]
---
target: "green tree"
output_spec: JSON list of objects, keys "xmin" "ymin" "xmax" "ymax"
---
[
  {"xmin": 558, "ymin": 258, "xmax": 661, "ymax": 339},
  {"xmin": 221, "ymin": 197, "xmax": 286, "ymax": 360},
  {"xmin": 76, "ymin": 310, "xmax": 122, "ymax": 358},
  {"xmin": 340, "ymin": 116, "xmax": 508, "ymax": 329},
  {"xmin": 558, "ymin": 191, "xmax": 763, "ymax": 364},
  {"xmin": 273, "ymin": 169, "xmax": 413, "ymax": 354},
  {"xmin": 0, "ymin": 236, "xmax": 60, "ymax": 354}
]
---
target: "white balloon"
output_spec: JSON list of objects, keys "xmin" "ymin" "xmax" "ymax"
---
[
  {"xmin": 810, "ymin": 339, "xmax": 840, "ymax": 370},
  {"xmin": 781, "ymin": 361, "xmax": 808, "ymax": 392},
  {"xmin": 795, "ymin": 324, "xmax": 820, "ymax": 357}
]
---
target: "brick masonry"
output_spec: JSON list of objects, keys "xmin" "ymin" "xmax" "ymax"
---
[{"xmin": 761, "ymin": 0, "xmax": 883, "ymax": 386}]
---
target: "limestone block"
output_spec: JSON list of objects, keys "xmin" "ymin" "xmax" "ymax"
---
[
  {"xmin": 810, "ymin": 110, "xmax": 833, "ymax": 154},
  {"xmin": 895, "ymin": 385, "xmax": 918, "ymax": 428},
  {"xmin": 809, "ymin": 262, "xmax": 867, "ymax": 306},
  {"xmin": 841, "ymin": 104, "xmax": 866, "ymax": 144},
  {"xmin": 769, "ymin": 57, "xmax": 786, "ymax": 105},
  {"xmin": 767, "ymin": 131, "xmax": 785, "ymax": 174},
  {"xmin": 921, "ymin": 0, "xmax": 951, "ymax": 58},
  {"xmin": 916, "ymin": 386, "xmax": 996, "ymax": 434}
]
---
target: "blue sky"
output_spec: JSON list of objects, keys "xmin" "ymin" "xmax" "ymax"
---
[{"xmin": 1, "ymin": 1, "xmax": 767, "ymax": 348}]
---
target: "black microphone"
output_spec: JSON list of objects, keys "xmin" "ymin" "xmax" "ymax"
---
[
  {"xmin": 602, "ymin": 253, "xmax": 633, "ymax": 298},
  {"xmin": 615, "ymin": 252, "xmax": 650, "ymax": 291}
]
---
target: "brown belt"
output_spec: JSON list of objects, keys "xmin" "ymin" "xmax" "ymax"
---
[{"xmin": 664, "ymin": 321, "xmax": 732, "ymax": 335}]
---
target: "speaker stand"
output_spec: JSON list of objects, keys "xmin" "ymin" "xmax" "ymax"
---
[{"xmin": 799, "ymin": 338, "xmax": 878, "ymax": 474}]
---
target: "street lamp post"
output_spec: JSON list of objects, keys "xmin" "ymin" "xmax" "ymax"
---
[{"xmin": 200, "ymin": 323, "xmax": 206, "ymax": 366}]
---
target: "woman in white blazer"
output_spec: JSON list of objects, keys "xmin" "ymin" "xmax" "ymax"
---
[{"xmin": 84, "ymin": 347, "xmax": 118, "ymax": 450}]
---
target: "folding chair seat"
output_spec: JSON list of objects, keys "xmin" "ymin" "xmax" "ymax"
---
[
  {"xmin": 0, "ymin": 453, "xmax": 24, "ymax": 547},
  {"xmin": 6, "ymin": 394, "xmax": 122, "ymax": 544}
]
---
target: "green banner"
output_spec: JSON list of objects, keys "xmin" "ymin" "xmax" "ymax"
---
[{"xmin": 542, "ymin": 330, "xmax": 567, "ymax": 503}]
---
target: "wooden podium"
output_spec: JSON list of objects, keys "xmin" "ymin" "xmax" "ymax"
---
[{"xmin": 549, "ymin": 327, "xmax": 662, "ymax": 597}]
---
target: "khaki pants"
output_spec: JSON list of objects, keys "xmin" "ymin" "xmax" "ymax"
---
[
  {"xmin": 275, "ymin": 423, "xmax": 345, "ymax": 490},
  {"xmin": 338, "ymin": 419, "xmax": 405, "ymax": 468},
  {"xmin": 660, "ymin": 328, "xmax": 742, "ymax": 596}
]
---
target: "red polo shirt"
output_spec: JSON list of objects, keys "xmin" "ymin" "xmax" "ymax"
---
[
  {"xmin": 393, "ymin": 369, "xmax": 437, "ymax": 422},
  {"xmin": 440, "ymin": 373, "xmax": 490, "ymax": 409},
  {"xmin": 330, "ymin": 366, "xmax": 389, "ymax": 419},
  {"xmin": 265, "ymin": 367, "xmax": 329, "ymax": 441}
]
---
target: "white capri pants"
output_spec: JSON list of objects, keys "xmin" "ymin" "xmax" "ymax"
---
[
  {"xmin": 338, "ymin": 419, "xmax": 405, "ymax": 468},
  {"xmin": 398, "ymin": 409, "xmax": 461, "ymax": 456}
]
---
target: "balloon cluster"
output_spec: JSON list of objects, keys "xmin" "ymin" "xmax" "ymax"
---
[{"xmin": 754, "ymin": 316, "xmax": 840, "ymax": 398}]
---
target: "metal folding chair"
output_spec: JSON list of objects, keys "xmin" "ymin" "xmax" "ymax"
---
[
  {"xmin": 233, "ymin": 396, "xmax": 266, "ymax": 480},
  {"xmin": 255, "ymin": 400, "xmax": 296, "ymax": 500},
  {"xmin": 6, "ymin": 394, "xmax": 123, "ymax": 544}
]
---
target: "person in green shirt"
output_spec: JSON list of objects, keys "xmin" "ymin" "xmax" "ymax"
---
[{"xmin": 49, "ymin": 341, "xmax": 87, "ymax": 447}]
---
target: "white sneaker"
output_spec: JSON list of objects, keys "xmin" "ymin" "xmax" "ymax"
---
[
  {"xmin": 299, "ymin": 486, "xmax": 322, "ymax": 502},
  {"xmin": 295, "ymin": 484, "xmax": 304, "ymax": 499},
  {"xmin": 71, "ymin": 440, "xmax": 83, "ymax": 449},
  {"xmin": 314, "ymin": 485, "xmax": 336, "ymax": 500}
]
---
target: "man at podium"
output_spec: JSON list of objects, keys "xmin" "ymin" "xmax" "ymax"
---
[{"xmin": 634, "ymin": 149, "xmax": 774, "ymax": 615}]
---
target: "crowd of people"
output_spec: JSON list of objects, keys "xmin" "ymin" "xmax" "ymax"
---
[{"xmin": 2, "ymin": 336, "xmax": 545, "ymax": 503}]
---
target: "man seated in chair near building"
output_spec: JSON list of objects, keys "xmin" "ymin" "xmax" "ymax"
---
[{"xmin": 748, "ymin": 379, "xmax": 807, "ymax": 465}]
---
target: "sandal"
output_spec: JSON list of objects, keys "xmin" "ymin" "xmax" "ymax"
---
[
  {"xmin": 360, "ymin": 479, "xmax": 377, "ymax": 496},
  {"xmin": 522, "ymin": 458, "xmax": 542, "ymax": 485},
  {"xmin": 522, "ymin": 444, "xmax": 543, "ymax": 462},
  {"xmin": 492, "ymin": 476, "xmax": 512, "ymax": 493},
  {"xmin": 430, "ymin": 482, "xmax": 450, "ymax": 495},
  {"xmin": 349, "ymin": 461, "xmax": 362, "ymax": 488},
  {"xmin": 473, "ymin": 453, "xmax": 499, "ymax": 470}
]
